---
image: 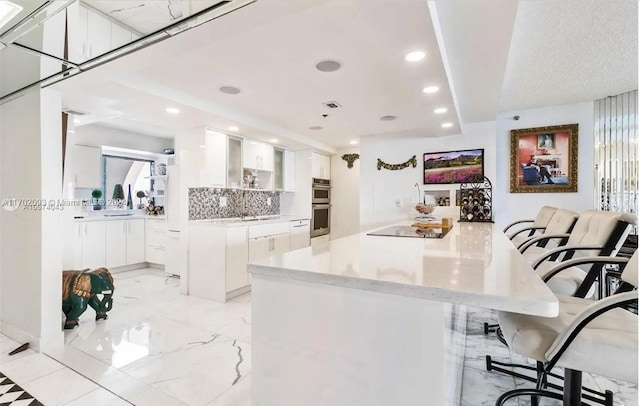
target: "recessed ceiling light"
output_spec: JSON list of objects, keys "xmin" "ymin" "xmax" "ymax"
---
[
  {"xmin": 68, "ymin": 130, "xmax": 75, "ymax": 133},
  {"xmin": 0, "ymin": 2, "xmax": 23, "ymax": 30},
  {"xmin": 166, "ymin": 107, "xmax": 180, "ymax": 114},
  {"xmin": 405, "ymin": 51, "xmax": 425, "ymax": 62},
  {"xmin": 269, "ymin": 138, "xmax": 279, "ymax": 143},
  {"xmin": 423, "ymin": 86, "xmax": 439, "ymax": 94},
  {"xmin": 380, "ymin": 115, "xmax": 397, "ymax": 121},
  {"xmin": 228, "ymin": 126, "xmax": 239, "ymax": 131},
  {"xmin": 434, "ymin": 107, "xmax": 447, "ymax": 114},
  {"xmin": 73, "ymin": 118, "xmax": 80, "ymax": 124},
  {"xmin": 219, "ymin": 86, "xmax": 241, "ymax": 94},
  {"xmin": 315, "ymin": 60, "xmax": 342, "ymax": 72},
  {"xmin": 349, "ymin": 140, "xmax": 358, "ymax": 145},
  {"xmin": 441, "ymin": 122, "xmax": 453, "ymax": 128},
  {"xmin": 309, "ymin": 126, "xmax": 324, "ymax": 130}
]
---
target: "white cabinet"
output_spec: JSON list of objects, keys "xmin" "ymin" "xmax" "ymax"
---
[
  {"xmin": 289, "ymin": 219, "xmax": 310, "ymax": 250},
  {"xmin": 204, "ymin": 129, "xmax": 227, "ymax": 187},
  {"xmin": 284, "ymin": 150, "xmax": 295, "ymax": 192},
  {"xmin": 126, "ymin": 219, "xmax": 145, "ymax": 264},
  {"xmin": 189, "ymin": 224, "xmax": 249, "ymax": 302},
  {"xmin": 86, "ymin": 8, "xmax": 112, "ymax": 58},
  {"xmin": 311, "ymin": 152, "xmax": 331, "ymax": 180},
  {"xmin": 275, "ymin": 149, "xmax": 296, "ymax": 192},
  {"xmin": 105, "ymin": 219, "xmax": 145, "ymax": 268},
  {"xmin": 248, "ymin": 222, "xmax": 290, "ymax": 261},
  {"xmin": 145, "ymin": 218, "xmax": 167, "ymax": 265},
  {"xmin": 110, "ymin": 23, "xmax": 131, "ymax": 50},
  {"xmin": 73, "ymin": 145, "xmax": 102, "ymax": 188},
  {"xmin": 243, "ymin": 140, "xmax": 274, "ymax": 171},
  {"xmin": 226, "ymin": 227, "xmax": 249, "ymax": 292},
  {"xmin": 105, "ymin": 220, "xmax": 127, "ymax": 268},
  {"xmin": 79, "ymin": 221, "xmax": 106, "ymax": 269}
]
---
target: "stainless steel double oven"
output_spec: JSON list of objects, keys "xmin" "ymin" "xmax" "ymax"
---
[{"xmin": 311, "ymin": 178, "xmax": 331, "ymax": 237}]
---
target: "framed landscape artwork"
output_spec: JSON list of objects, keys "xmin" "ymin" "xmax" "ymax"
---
[
  {"xmin": 510, "ymin": 123, "xmax": 578, "ymax": 193},
  {"xmin": 423, "ymin": 148, "xmax": 484, "ymax": 184}
]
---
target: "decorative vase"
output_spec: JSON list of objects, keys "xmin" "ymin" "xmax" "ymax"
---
[{"xmin": 127, "ymin": 185, "xmax": 133, "ymax": 210}]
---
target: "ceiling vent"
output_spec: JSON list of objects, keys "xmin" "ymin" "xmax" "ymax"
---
[
  {"xmin": 62, "ymin": 108, "xmax": 88, "ymax": 116},
  {"xmin": 323, "ymin": 101, "xmax": 341, "ymax": 109}
]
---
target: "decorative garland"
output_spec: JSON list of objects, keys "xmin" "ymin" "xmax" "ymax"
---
[
  {"xmin": 341, "ymin": 153, "xmax": 360, "ymax": 169},
  {"xmin": 377, "ymin": 155, "xmax": 417, "ymax": 171}
]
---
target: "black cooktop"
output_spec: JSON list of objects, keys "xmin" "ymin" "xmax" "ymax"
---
[{"xmin": 366, "ymin": 225, "xmax": 451, "ymax": 239}]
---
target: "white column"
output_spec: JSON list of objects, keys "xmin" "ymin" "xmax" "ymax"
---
[{"xmin": 0, "ymin": 88, "xmax": 64, "ymax": 351}]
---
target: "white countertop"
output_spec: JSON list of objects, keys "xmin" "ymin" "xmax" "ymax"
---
[
  {"xmin": 74, "ymin": 213, "xmax": 166, "ymax": 222},
  {"xmin": 190, "ymin": 215, "xmax": 310, "ymax": 227},
  {"xmin": 248, "ymin": 220, "xmax": 559, "ymax": 317}
]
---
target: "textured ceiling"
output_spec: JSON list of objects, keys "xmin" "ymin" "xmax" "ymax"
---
[{"xmin": 499, "ymin": 0, "xmax": 638, "ymax": 112}]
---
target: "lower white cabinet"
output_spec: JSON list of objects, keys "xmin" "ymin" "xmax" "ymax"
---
[
  {"xmin": 104, "ymin": 219, "xmax": 145, "ymax": 268},
  {"xmin": 289, "ymin": 219, "xmax": 310, "ymax": 250},
  {"xmin": 189, "ymin": 224, "xmax": 249, "ymax": 302},
  {"xmin": 145, "ymin": 218, "xmax": 167, "ymax": 265},
  {"xmin": 105, "ymin": 220, "xmax": 127, "ymax": 268},
  {"xmin": 76, "ymin": 218, "xmax": 146, "ymax": 270},
  {"xmin": 79, "ymin": 221, "xmax": 106, "ymax": 269},
  {"xmin": 126, "ymin": 219, "xmax": 145, "ymax": 264}
]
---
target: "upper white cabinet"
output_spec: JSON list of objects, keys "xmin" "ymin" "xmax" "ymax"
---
[
  {"xmin": 284, "ymin": 150, "xmax": 295, "ymax": 192},
  {"xmin": 243, "ymin": 140, "xmax": 274, "ymax": 171},
  {"xmin": 203, "ymin": 129, "xmax": 228, "ymax": 187},
  {"xmin": 86, "ymin": 8, "xmax": 111, "ymax": 58},
  {"xmin": 73, "ymin": 144, "xmax": 102, "ymax": 188},
  {"xmin": 311, "ymin": 152, "xmax": 331, "ymax": 180},
  {"xmin": 227, "ymin": 136, "xmax": 243, "ymax": 188},
  {"xmin": 68, "ymin": 2, "xmax": 138, "ymax": 62},
  {"xmin": 110, "ymin": 23, "xmax": 132, "ymax": 50},
  {"xmin": 273, "ymin": 149, "xmax": 295, "ymax": 192}
]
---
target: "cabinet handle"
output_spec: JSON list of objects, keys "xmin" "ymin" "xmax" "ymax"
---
[{"xmin": 292, "ymin": 224, "xmax": 307, "ymax": 228}]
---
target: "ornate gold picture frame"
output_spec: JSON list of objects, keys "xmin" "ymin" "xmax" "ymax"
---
[{"xmin": 510, "ymin": 124, "xmax": 578, "ymax": 193}]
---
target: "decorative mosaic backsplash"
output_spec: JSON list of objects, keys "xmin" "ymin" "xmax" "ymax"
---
[{"xmin": 189, "ymin": 188, "xmax": 280, "ymax": 220}]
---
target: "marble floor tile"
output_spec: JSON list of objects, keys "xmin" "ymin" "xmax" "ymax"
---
[
  {"xmin": 0, "ymin": 353, "xmax": 64, "ymax": 385},
  {"xmin": 21, "ymin": 368, "xmax": 98, "ymax": 406},
  {"xmin": 207, "ymin": 374, "xmax": 251, "ymax": 406},
  {"xmin": 124, "ymin": 335, "xmax": 251, "ymax": 406},
  {"xmin": 64, "ymin": 388, "xmax": 133, "ymax": 406}
]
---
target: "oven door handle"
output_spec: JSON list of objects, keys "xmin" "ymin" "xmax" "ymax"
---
[{"xmin": 312, "ymin": 204, "xmax": 332, "ymax": 209}]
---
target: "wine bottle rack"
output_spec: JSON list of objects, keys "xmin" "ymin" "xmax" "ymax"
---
[{"xmin": 459, "ymin": 176, "xmax": 494, "ymax": 222}]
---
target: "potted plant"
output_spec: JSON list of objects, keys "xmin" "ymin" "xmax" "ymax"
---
[
  {"xmin": 91, "ymin": 189, "xmax": 103, "ymax": 210},
  {"xmin": 136, "ymin": 191, "xmax": 146, "ymax": 209}
]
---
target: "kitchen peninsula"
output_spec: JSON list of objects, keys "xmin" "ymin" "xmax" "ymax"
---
[{"xmin": 248, "ymin": 219, "xmax": 558, "ymax": 405}]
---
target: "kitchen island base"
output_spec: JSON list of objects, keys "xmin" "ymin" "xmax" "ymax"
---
[{"xmin": 251, "ymin": 273, "xmax": 463, "ymax": 405}]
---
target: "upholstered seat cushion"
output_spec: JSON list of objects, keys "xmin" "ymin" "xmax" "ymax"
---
[
  {"xmin": 535, "ymin": 262, "xmax": 593, "ymax": 297},
  {"xmin": 498, "ymin": 295, "xmax": 638, "ymax": 383}
]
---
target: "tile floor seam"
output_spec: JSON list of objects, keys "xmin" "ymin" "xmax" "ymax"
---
[{"xmin": 40, "ymin": 354, "xmax": 134, "ymax": 406}]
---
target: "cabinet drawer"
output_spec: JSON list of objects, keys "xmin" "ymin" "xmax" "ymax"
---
[
  {"xmin": 146, "ymin": 229, "xmax": 166, "ymax": 247},
  {"xmin": 248, "ymin": 222, "xmax": 289, "ymax": 239},
  {"xmin": 145, "ymin": 219, "xmax": 167, "ymax": 232},
  {"xmin": 146, "ymin": 245, "xmax": 166, "ymax": 265}
]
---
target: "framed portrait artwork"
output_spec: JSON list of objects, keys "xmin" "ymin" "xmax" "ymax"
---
[{"xmin": 510, "ymin": 123, "xmax": 578, "ymax": 193}]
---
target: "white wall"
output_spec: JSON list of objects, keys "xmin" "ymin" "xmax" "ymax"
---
[
  {"xmin": 330, "ymin": 147, "xmax": 360, "ymax": 240},
  {"xmin": 360, "ymin": 121, "xmax": 496, "ymax": 231},
  {"xmin": 494, "ymin": 102, "xmax": 594, "ymax": 226},
  {"xmin": 75, "ymin": 124, "xmax": 173, "ymax": 153}
]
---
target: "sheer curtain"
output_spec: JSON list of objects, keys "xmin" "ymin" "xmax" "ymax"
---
[{"xmin": 594, "ymin": 90, "xmax": 638, "ymax": 214}]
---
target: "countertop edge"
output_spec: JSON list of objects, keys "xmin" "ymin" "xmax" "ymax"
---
[{"xmin": 248, "ymin": 264, "xmax": 559, "ymax": 317}]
